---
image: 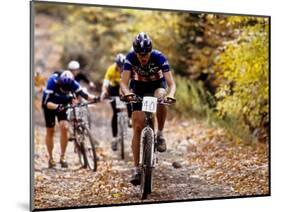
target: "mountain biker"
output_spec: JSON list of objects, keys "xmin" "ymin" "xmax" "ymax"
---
[
  {"xmin": 42, "ymin": 70, "xmax": 96, "ymax": 168},
  {"xmin": 100, "ymin": 53, "xmax": 131, "ymax": 151},
  {"xmin": 120, "ymin": 32, "xmax": 176, "ymax": 185},
  {"xmin": 67, "ymin": 60, "xmax": 96, "ymax": 89}
]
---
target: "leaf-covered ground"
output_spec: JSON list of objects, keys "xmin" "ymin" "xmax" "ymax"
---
[{"xmin": 33, "ymin": 103, "xmax": 269, "ymax": 210}]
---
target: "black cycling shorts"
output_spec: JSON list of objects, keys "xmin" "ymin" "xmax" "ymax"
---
[
  {"xmin": 129, "ymin": 79, "xmax": 167, "ymax": 111},
  {"xmin": 108, "ymin": 85, "xmax": 120, "ymax": 97},
  {"xmin": 42, "ymin": 106, "xmax": 68, "ymax": 128}
]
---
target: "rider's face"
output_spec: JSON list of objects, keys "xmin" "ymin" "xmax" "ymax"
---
[{"xmin": 136, "ymin": 52, "xmax": 151, "ymax": 66}]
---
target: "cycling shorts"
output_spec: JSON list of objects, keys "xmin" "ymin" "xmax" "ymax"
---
[
  {"xmin": 42, "ymin": 106, "xmax": 68, "ymax": 128},
  {"xmin": 129, "ymin": 79, "xmax": 167, "ymax": 111}
]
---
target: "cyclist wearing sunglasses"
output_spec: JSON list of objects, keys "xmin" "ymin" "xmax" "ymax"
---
[{"xmin": 120, "ymin": 32, "xmax": 176, "ymax": 185}]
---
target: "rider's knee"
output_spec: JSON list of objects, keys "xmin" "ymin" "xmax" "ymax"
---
[
  {"xmin": 132, "ymin": 114, "xmax": 144, "ymax": 133},
  {"xmin": 154, "ymin": 88, "xmax": 166, "ymax": 99},
  {"xmin": 134, "ymin": 122, "xmax": 143, "ymax": 133},
  {"xmin": 46, "ymin": 127, "xmax": 55, "ymax": 136},
  {"xmin": 59, "ymin": 121, "xmax": 68, "ymax": 132}
]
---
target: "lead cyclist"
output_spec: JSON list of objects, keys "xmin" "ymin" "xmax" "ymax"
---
[{"xmin": 120, "ymin": 32, "xmax": 176, "ymax": 185}]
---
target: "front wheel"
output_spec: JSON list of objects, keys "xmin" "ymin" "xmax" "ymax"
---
[
  {"xmin": 82, "ymin": 127, "xmax": 98, "ymax": 172},
  {"xmin": 140, "ymin": 128, "xmax": 154, "ymax": 199}
]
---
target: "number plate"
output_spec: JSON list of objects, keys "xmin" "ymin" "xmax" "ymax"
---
[
  {"xmin": 142, "ymin": 96, "xmax": 157, "ymax": 113},
  {"xmin": 115, "ymin": 97, "xmax": 126, "ymax": 109}
]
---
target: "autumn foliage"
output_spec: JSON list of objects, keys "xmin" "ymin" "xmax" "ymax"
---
[{"xmin": 34, "ymin": 4, "xmax": 269, "ymax": 141}]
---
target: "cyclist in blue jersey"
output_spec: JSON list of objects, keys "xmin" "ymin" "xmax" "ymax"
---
[
  {"xmin": 42, "ymin": 70, "xmax": 96, "ymax": 168},
  {"xmin": 120, "ymin": 32, "xmax": 176, "ymax": 185}
]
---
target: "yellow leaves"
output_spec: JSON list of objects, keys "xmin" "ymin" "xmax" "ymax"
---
[
  {"xmin": 214, "ymin": 20, "xmax": 269, "ymax": 136},
  {"xmin": 112, "ymin": 193, "xmax": 121, "ymax": 198}
]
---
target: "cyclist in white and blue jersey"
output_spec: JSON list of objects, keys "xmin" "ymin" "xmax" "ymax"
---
[
  {"xmin": 120, "ymin": 32, "xmax": 176, "ymax": 185},
  {"xmin": 42, "ymin": 70, "xmax": 96, "ymax": 168}
]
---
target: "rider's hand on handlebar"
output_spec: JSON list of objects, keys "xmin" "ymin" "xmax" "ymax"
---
[
  {"xmin": 123, "ymin": 93, "xmax": 136, "ymax": 102},
  {"xmin": 164, "ymin": 96, "xmax": 176, "ymax": 104},
  {"xmin": 88, "ymin": 94, "xmax": 99, "ymax": 102},
  {"xmin": 56, "ymin": 104, "xmax": 65, "ymax": 113},
  {"xmin": 71, "ymin": 98, "xmax": 79, "ymax": 105},
  {"xmin": 100, "ymin": 91, "xmax": 108, "ymax": 101}
]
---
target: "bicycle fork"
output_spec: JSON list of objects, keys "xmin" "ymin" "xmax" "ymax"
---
[{"xmin": 139, "ymin": 112, "xmax": 157, "ymax": 168}]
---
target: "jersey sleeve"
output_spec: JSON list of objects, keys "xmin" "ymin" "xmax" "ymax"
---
[
  {"xmin": 42, "ymin": 74, "xmax": 66, "ymax": 106},
  {"xmin": 71, "ymin": 80, "xmax": 82, "ymax": 93},
  {"xmin": 104, "ymin": 66, "xmax": 113, "ymax": 81},
  {"xmin": 158, "ymin": 53, "xmax": 170, "ymax": 72},
  {"xmin": 45, "ymin": 75, "xmax": 56, "ymax": 93},
  {"xmin": 123, "ymin": 52, "xmax": 134, "ymax": 71}
]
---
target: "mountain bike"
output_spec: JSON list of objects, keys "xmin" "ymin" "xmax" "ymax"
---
[
  {"xmin": 66, "ymin": 97, "xmax": 100, "ymax": 172},
  {"xmin": 123, "ymin": 94, "xmax": 175, "ymax": 199}
]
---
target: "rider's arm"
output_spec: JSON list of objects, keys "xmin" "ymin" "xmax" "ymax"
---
[
  {"xmin": 120, "ymin": 55, "xmax": 133, "ymax": 96},
  {"xmin": 158, "ymin": 53, "xmax": 176, "ymax": 98},
  {"xmin": 163, "ymin": 71, "xmax": 176, "ymax": 98},
  {"xmin": 101, "ymin": 79, "xmax": 109, "ymax": 94},
  {"xmin": 101, "ymin": 66, "xmax": 113, "ymax": 99},
  {"xmin": 72, "ymin": 80, "xmax": 89, "ymax": 100},
  {"xmin": 120, "ymin": 70, "xmax": 132, "ymax": 96}
]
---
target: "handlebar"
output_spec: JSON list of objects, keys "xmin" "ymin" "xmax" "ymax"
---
[
  {"xmin": 63, "ymin": 96, "xmax": 100, "ymax": 110},
  {"xmin": 121, "ymin": 94, "xmax": 176, "ymax": 105}
]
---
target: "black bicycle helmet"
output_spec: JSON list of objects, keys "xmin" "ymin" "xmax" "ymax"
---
[
  {"xmin": 58, "ymin": 70, "xmax": 74, "ymax": 91},
  {"xmin": 133, "ymin": 32, "xmax": 152, "ymax": 54},
  {"xmin": 115, "ymin": 53, "xmax": 126, "ymax": 68}
]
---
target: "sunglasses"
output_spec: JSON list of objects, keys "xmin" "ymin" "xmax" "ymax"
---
[{"xmin": 137, "ymin": 52, "xmax": 150, "ymax": 58}]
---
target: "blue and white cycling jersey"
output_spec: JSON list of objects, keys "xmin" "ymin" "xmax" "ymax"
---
[
  {"xmin": 123, "ymin": 49, "xmax": 170, "ymax": 82},
  {"xmin": 42, "ymin": 73, "xmax": 83, "ymax": 106}
]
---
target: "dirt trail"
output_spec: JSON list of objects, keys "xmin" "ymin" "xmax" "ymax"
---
[{"xmin": 34, "ymin": 102, "xmax": 238, "ymax": 209}]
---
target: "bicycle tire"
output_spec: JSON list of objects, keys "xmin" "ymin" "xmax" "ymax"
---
[
  {"xmin": 140, "ymin": 128, "xmax": 154, "ymax": 199},
  {"xmin": 79, "ymin": 142, "xmax": 88, "ymax": 169},
  {"xmin": 83, "ymin": 127, "xmax": 98, "ymax": 172},
  {"xmin": 87, "ymin": 107, "xmax": 92, "ymax": 129},
  {"xmin": 73, "ymin": 134, "xmax": 87, "ymax": 168}
]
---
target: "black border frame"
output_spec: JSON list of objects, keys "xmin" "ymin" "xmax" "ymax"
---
[{"xmin": 30, "ymin": 0, "xmax": 271, "ymax": 211}]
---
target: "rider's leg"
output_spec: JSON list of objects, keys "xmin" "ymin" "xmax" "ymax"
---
[
  {"xmin": 154, "ymin": 88, "xmax": 167, "ymax": 131},
  {"xmin": 43, "ymin": 107, "xmax": 57, "ymax": 167},
  {"xmin": 131, "ymin": 111, "xmax": 145, "ymax": 167},
  {"xmin": 130, "ymin": 110, "xmax": 145, "ymax": 185},
  {"xmin": 154, "ymin": 88, "xmax": 167, "ymax": 152},
  {"xmin": 46, "ymin": 127, "xmax": 55, "ymax": 160},
  {"xmin": 110, "ymin": 100, "xmax": 118, "ymax": 137},
  {"xmin": 110, "ymin": 99, "xmax": 118, "ymax": 151},
  {"xmin": 59, "ymin": 120, "xmax": 69, "ymax": 167}
]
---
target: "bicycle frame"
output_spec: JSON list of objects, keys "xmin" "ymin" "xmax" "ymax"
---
[
  {"xmin": 68, "ymin": 107, "xmax": 87, "ymax": 155},
  {"xmin": 125, "ymin": 94, "xmax": 174, "ymax": 199},
  {"xmin": 65, "ymin": 98, "xmax": 100, "ymax": 170}
]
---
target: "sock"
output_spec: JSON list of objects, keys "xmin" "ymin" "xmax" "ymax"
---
[
  {"xmin": 134, "ymin": 166, "xmax": 141, "ymax": 173},
  {"xmin": 157, "ymin": 130, "xmax": 163, "ymax": 137}
]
